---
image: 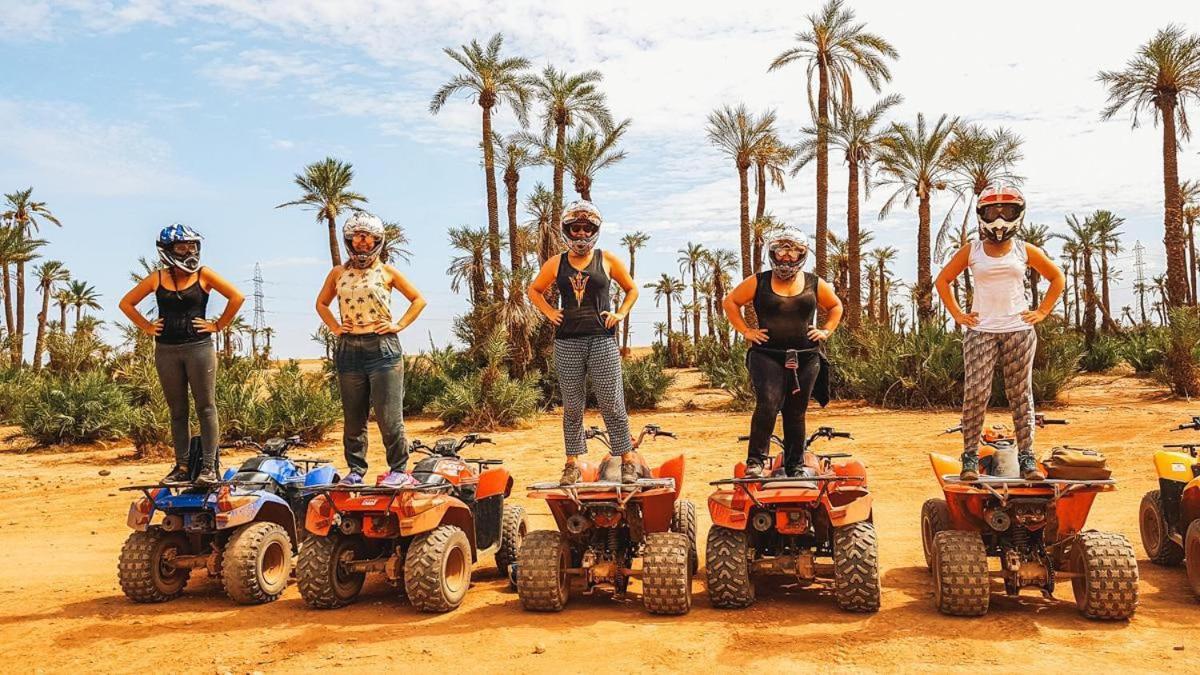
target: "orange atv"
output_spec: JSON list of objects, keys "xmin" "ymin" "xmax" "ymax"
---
[
  {"xmin": 298, "ymin": 433, "xmax": 525, "ymax": 612},
  {"xmin": 516, "ymin": 424, "xmax": 695, "ymax": 615},
  {"xmin": 922, "ymin": 416, "xmax": 1138, "ymax": 619},
  {"xmin": 1139, "ymin": 415, "xmax": 1200, "ymax": 595},
  {"xmin": 705, "ymin": 426, "xmax": 879, "ymax": 612}
]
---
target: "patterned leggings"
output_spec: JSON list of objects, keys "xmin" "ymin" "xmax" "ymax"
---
[
  {"xmin": 962, "ymin": 328, "xmax": 1037, "ymax": 459},
  {"xmin": 554, "ymin": 336, "xmax": 632, "ymax": 457}
]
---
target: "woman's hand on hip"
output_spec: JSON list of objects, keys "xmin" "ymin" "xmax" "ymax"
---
[
  {"xmin": 807, "ymin": 327, "xmax": 831, "ymax": 342},
  {"xmin": 952, "ymin": 311, "xmax": 981, "ymax": 328},
  {"xmin": 192, "ymin": 318, "xmax": 219, "ymax": 334},
  {"xmin": 143, "ymin": 318, "xmax": 164, "ymax": 337},
  {"xmin": 544, "ymin": 308, "xmax": 564, "ymax": 326},
  {"xmin": 601, "ymin": 311, "xmax": 624, "ymax": 329},
  {"xmin": 1020, "ymin": 309, "xmax": 1047, "ymax": 325},
  {"xmin": 740, "ymin": 327, "xmax": 769, "ymax": 345}
]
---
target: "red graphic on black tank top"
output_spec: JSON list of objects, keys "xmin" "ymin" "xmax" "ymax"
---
[{"xmin": 570, "ymin": 270, "xmax": 589, "ymax": 307}]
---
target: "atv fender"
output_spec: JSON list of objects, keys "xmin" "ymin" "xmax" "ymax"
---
[
  {"xmin": 400, "ymin": 499, "xmax": 479, "ymax": 560},
  {"xmin": 476, "ymin": 467, "xmax": 513, "ymax": 499},
  {"xmin": 707, "ymin": 489, "xmax": 748, "ymax": 530},
  {"xmin": 219, "ymin": 493, "xmax": 298, "ymax": 546},
  {"xmin": 652, "ymin": 455, "xmax": 686, "ymax": 500},
  {"xmin": 822, "ymin": 488, "xmax": 872, "ymax": 527},
  {"xmin": 304, "ymin": 464, "xmax": 337, "ymax": 487},
  {"xmin": 305, "ymin": 494, "xmax": 335, "ymax": 536}
]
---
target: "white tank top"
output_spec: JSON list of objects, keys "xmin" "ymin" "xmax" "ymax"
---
[{"xmin": 968, "ymin": 239, "xmax": 1032, "ymax": 333}]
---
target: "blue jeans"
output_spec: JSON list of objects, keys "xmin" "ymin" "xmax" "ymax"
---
[{"xmin": 335, "ymin": 333, "xmax": 407, "ymax": 475}]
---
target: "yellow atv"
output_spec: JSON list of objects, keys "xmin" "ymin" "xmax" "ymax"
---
[{"xmin": 1139, "ymin": 415, "xmax": 1200, "ymax": 595}]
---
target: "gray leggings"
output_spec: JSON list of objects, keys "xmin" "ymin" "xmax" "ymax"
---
[
  {"xmin": 961, "ymin": 328, "xmax": 1036, "ymax": 458},
  {"xmin": 154, "ymin": 339, "xmax": 219, "ymax": 468},
  {"xmin": 554, "ymin": 336, "xmax": 631, "ymax": 457}
]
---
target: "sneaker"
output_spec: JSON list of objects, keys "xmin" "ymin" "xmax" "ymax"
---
[
  {"xmin": 194, "ymin": 467, "xmax": 219, "ymax": 486},
  {"xmin": 960, "ymin": 454, "xmax": 980, "ymax": 482},
  {"xmin": 786, "ymin": 465, "xmax": 816, "ymax": 479},
  {"xmin": 380, "ymin": 471, "xmax": 418, "ymax": 488},
  {"xmin": 744, "ymin": 461, "xmax": 765, "ymax": 479},
  {"xmin": 339, "ymin": 472, "xmax": 364, "ymax": 487},
  {"xmin": 1019, "ymin": 455, "xmax": 1046, "ymax": 481},
  {"xmin": 620, "ymin": 456, "xmax": 639, "ymax": 484},
  {"xmin": 560, "ymin": 461, "xmax": 582, "ymax": 486},
  {"xmin": 163, "ymin": 465, "xmax": 190, "ymax": 483}
]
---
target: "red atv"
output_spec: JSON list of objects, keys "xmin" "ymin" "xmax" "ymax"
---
[
  {"xmin": 298, "ymin": 433, "xmax": 525, "ymax": 612},
  {"xmin": 516, "ymin": 424, "xmax": 696, "ymax": 615},
  {"xmin": 705, "ymin": 426, "xmax": 879, "ymax": 612}
]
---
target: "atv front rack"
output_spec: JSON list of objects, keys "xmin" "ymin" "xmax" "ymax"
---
[
  {"xmin": 528, "ymin": 478, "xmax": 676, "ymax": 508},
  {"xmin": 709, "ymin": 475, "xmax": 866, "ymax": 486},
  {"xmin": 303, "ymin": 482, "xmax": 455, "ymax": 495},
  {"xmin": 120, "ymin": 480, "xmax": 273, "ymax": 502}
]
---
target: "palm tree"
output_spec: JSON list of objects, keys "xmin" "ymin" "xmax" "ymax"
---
[
  {"xmin": 64, "ymin": 280, "xmax": 101, "ymax": 328},
  {"xmin": 750, "ymin": 213, "xmax": 787, "ymax": 274},
  {"xmin": 1098, "ymin": 25, "xmax": 1200, "ymax": 307},
  {"xmin": 561, "ymin": 119, "xmax": 631, "ymax": 201},
  {"xmin": 868, "ymin": 246, "xmax": 898, "ymax": 328},
  {"xmin": 1018, "ymin": 222, "xmax": 1052, "ymax": 309},
  {"xmin": 431, "ymin": 33, "xmax": 533, "ymax": 302},
  {"xmin": 525, "ymin": 183, "xmax": 558, "ymax": 265},
  {"xmin": 826, "ymin": 227, "xmax": 875, "ymax": 304},
  {"xmin": 875, "ymin": 113, "xmax": 959, "ymax": 323},
  {"xmin": 380, "ymin": 222, "xmax": 412, "ymax": 265},
  {"xmin": 492, "ymin": 132, "xmax": 543, "ymax": 273},
  {"xmin": 1058, "ymin": 215, "xmax": 1100, "ymax": 346},
  {"xmin": 706, "ymin": 104, "xmax": 777, "ymax": 280},
  {"xmin": 530, "ymin": 67, "xmax": 612, "ymax": 235},
  {"xmin": 704, "ymin": 248, "xmax": 739, "ymax": 347},
  {"xmin": 276, "ymin": 157, "xmax": 367, "ymax": 267},
  {"xmin": 620, "ymin": 231, "xmax": 650, "ymax": 349},
  {"xmin": 261, "ymin": 326, "xmax": 275, "ymax": 358},
  {"xmin": 796, "ymin": 93, "xmax": 902, "ymax": 328},
  {"xmin": 646, "ymin": 274, "xmax": 684, "ymax": 350},
  {"xmin": 31, "ymin": 260, "xmax": 68, "ymax": 372},
  {"xmin": 1181, "ymin": 178, "xmax": 1200, "ymax": 304},
  {"xmin": 678, "ymin": 242, "xmax": 707, "ymax": 347},
  {"xmin": 2, "ymin": 188, "xmax": 59, "ymax": 364},
  {"xmin": 768, "ymin": 0, "xmax": 898, "ymax": 278},
  {"xmin": 1091, "ymin": 210, "xmax": 1125, "ymax": 330},
  {"xmin": 653, "ymin": 321, "xmax": 668, "ymax": 346},
  {"xmin": 448, "ymin": 226, "xmax": 492, "ymax": 307},
  {"xmin": 751, "ymin": 132, "xmax": 794, "ymax": 223},
  {"xmin": 1059, "ymin": 244, "xmax": 1081, "ymax": 327},
  {"xmin": 0, "ymin": 225, "xmax": 44, "ymax": 353},
  {"xmin": 221, "ymin": 315, "xmax": 249, "ymax": 361}
]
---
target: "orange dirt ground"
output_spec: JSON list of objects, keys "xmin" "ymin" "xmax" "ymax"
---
[{"xmin": 1, "ymin": 371, "xmax": 1198, "ymax": 673}]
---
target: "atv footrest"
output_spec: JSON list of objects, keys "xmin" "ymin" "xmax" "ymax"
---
[
  {"xmin": 941, "ymin": 475, "xmax": 1116, "ymax": 487},
  {"xmin": 303, "ymin": 483, "xmax": 453, "ymax": 495},
  {"xmin": 528, "ymin": 478, "xmax": 675, "ymax": 492},
  {"xmin": 709, "ymin": 475, "xmax": 866, "ymax": 486}
]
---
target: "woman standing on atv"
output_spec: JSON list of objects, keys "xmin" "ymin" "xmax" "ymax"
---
[
  {"xmin": 935, "ymin": 185, "xmax": 1065, "ymax": 482},
  {"xmin": 119, "ymin": 225, "xmax": 245, "ymax": 485},
  {"xmin": 723, "ymin": 229, "xmax": 842, "ymax": 478},
  {"xmin": 527, "ymin": 200, "xmax": 640, "ymax": 486},
  {"xmin": 315, "ymin": 212, "xmax": 426, "ymax": 488}
]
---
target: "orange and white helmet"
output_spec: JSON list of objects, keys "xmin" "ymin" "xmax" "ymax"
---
[{"xmin": 976, "ymin": 185, "xmax": 1025, "ymax": 242}]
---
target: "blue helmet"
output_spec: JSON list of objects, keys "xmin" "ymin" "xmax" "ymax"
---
[{"xmin": 156, "ymin": 224, "xmax": 204, "ymax": 273}]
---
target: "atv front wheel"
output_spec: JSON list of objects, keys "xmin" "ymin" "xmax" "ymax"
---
[
  {"xmin": 833, "ymin": 521, "xmax": 880, "ymax": 613},
  {"xmin": 671, "ymin": 499, "xmax": 699, "ymax": 575},
  {"xmin": 932, "ymin": 530, "xmax": 989, "ymax": 617},
  {"xmin": 920, "ymin": 499, "xmax": 951, "ymax": 571},
  {"xmin": 705, "ymin": 525, "xmax": 755, "ymax": 609},
  {"xmin": 1140, "ymin": 490, "xmax": 1184, "ymax": 566},
  {"xmin": 1070, "ymin": 531, "xmax": 1138, "ymax": 619},
  {"xmin": 517, "ymin": 530, "xmax": 570, "ymax": 611},
  {"xmin": 222, "ymin": 521, "xmax": 292, "ymax": 605},
  {"xmin": 1186, "ymin": 521, "xmax": 1200, "ymax": 599},
  {"xmin": 118, "ymin": 529, "xmax": 191, "ymax": 603},
  {"xmin": 296, "ymin": 533, "xmax": 366, "ymax": 609},
  {"xmin": 405, "ymin": 525, "xmax": 472, "ymax": 613},
  {"xmin": 642, "ymin": 532, "xmax": 692, "ymax": 615},
  {"xmin": 495, "ymin": 503, "xmax": 527, "ymax": 583}
]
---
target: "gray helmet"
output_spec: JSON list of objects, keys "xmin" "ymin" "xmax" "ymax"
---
[
  {"xmin": 342, "ymin": 212, "xmax": 385, "ymax": 268},
  {"xmin": 766, "ymin": 228, "xmax": 808, "ymax": 280}
]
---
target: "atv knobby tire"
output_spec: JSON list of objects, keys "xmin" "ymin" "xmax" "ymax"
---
[
  {"xmin": 297, "ymin": 533, "xmax": 366, "ymax": 609},
  {"xmin": 1140, "ymin": 490, "xmax": 1184, "ymax": 566},
  {"xmin": 921, "ymin": 498, "xmax": 951, "ymax": 570},
  {"xmin": 833, "ymin": 521, "xmax": 881, "ymax": 613},
  {"xmin": 222, "ymin": 522, "xmax": 292, "ymax": 605},
  {"xmin": 642, "ymin": 532, "xmax": 692, "ymax": 615},
  {"xmin": 405, "ymin": 525, "xmax": 472, "ymax": 613},
  {"xmin": 1186, "ymin": 521, "xmax": 1200, "ymax": 599},
  {"xmin": 705, "ymin": 525, "xmax": 755, "ymax": 609},
  {"xmin": 932, "ymin": 530, "xmax": 989, "ymax": 617},
  {"xmin": 671, "ymin": 499, "xmax": 699, "ymax": 575},
  {"xmin": 118, "ymin": 529, "xmax": 191, "ymax": 603},
  {"xmin": 517, "ymin": 530, "xmax": 571, "ymax": 611},
  {"xmin": 495, "ymin": 503, "xmax": 527, "ymax": 580},
  {"xmin": 1070, "ymin": 531, "xmax": 1139, "ymax": 620}
]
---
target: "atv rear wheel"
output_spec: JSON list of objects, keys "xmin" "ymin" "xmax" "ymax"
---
[
  {"xmin": 517, "ymin": 530, "xmax": 570, "ymax": 612},
  {"xmin": 1186, "ymin": 521, "xmax": 1200, "ymax": 599},
  {"xmin": 405, "ymin": 525, "xmax": 472, "ymax": 613},
  {"xmin": 222, "ymin": 522, "xmax": 292, "ymax": 605},
  {"xmin": 833, "ymin": 521, "xmax": 880, "ymax": 613},
  {"xmin": 297, "ymin": 533, "xmax": 366, "ymax": 609},
  {"xmin": 642, "ymin": 532, "xmax": 692, "ymax": 615},
  {"xmin": 495, "ymin": 503, "xmax": 527, "ymax": 583},
  {"xmin": 705, "ymin": 526, "xmax": 755, "ymax": 609},
  {"xmin": 921, "ymin": 499, "xmax": 951, "ymax": 571},
  {"xmin": 1140, "ymin": 490, "xmax": 1184, "ymax": 566},
  {"xmin": 1070, "ymin": 531, "xmax": 1138, "ymax": 619},
  {"xmin": 671, "ymin": 499, "xmax": 699, "ymax": 575},
  {"xmin": 118, "ymin": 529, "xmax": 192, "ymax": 603},
  {"xmin": 932, "ymin": 530, "xmax": 989, "ymax": 617}
]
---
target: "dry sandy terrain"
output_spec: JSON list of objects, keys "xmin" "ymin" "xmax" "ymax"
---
[{"xmin": 1, "ymin": 371, "xmax": 1198, "ymax": 673}]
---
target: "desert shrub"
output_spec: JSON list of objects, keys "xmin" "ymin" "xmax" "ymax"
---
[
  {"xmin": 0, "ymin": 367, "xmax": 39, "ymax": 423},
  {"xmin": 1080, "ymin": 334, "xmax": 1121, "ymax": 372},
  {"xmin": 623, "ymin": 356, "xmax": 675, "ymax": 409},
  {"xmin": 830, "ymin": 324, "xmax": 964, "ymax": 407},
  {"xmin": 1118, "ymin": 327, "xmax": 1166, "ymax": 374},
  {"xmin": 428, "ymin": 330, "xmax": 541, "ymax": 429},
  {"xmin": 253, "ymin": 361, "xmax": 340, "ymax": 441},
  {"xmin": 215, "ymin": 357, "xmax": 262, "ymax": 440},
  {"xmin": 19, "ymin": 371, "xmax": 131, "ymax": 445},
  {"xmin": 1156, "ymin": 307, "xmax": 1200, "ymax": 397},
  {"xmin": 990, "ymin": 317, "xmax": 1083, "ymax": 405},
  {"xmin": 44, "ymin": 329, "xmax": 113, "ymax": 375},
  {"xmin": 699, "ymin": 341, "xmax": 754, "ymax": 410}
]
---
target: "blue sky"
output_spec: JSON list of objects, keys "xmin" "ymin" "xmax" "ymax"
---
[{"xmin": 2, "ymin": 1, "xmax": 1199, "ymax": 358}]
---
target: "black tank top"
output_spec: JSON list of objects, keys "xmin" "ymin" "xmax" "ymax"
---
[
  {"xmin": 554, "ymin": 250, "xmax": 614, "ymax": 339},
  {"xmin": 752, "ymin": 271, "xmax": 817, "ymax": 351},
  {"xmin": 155, "ymin": 269, "xmax": 210, "ymax": 345}
]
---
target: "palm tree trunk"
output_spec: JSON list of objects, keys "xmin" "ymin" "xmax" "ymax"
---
[
  {"xmin": 738, "ymin": 162, "xmax": 757, "ymax": 329},
  {"xmin": 880, "ymin": 273, "xmax": 890, "ymax": 330},
  {"xmin": 506, "ymin": 170, "xmax": 520, "ymax": 272},
  {"xmin": 706, "ymin": 295, "xmax": 715, "ymax": 337},
  {"xmin": 916, "ymin": 194, "xmax": 933, "ymax": 322},
  {"xmin": 1189, "ymin": 219, "xmax": 1198, "ymax": 306},
  {"xmin": 58, "ymin": 303, "xmax": 66, "ymax": 331},
  {"xmin": 1, "ymin": 264, "xmax": 11, "ymax": 337},
  {"xmin": 1100, "ymin": 249, "xmax": 1113, "ymax": 328},
  {"xmin": 32, "ymin": 284, "xmax": 49, "ymax": 372},
  {"xmin": 691, "ymin": 263, "xmax": 700, "ymax": 347},
  {"xmin": 15, "ymin": 261, "xmax": 25, "ymax": 364},
  {"xmin": 1028, "ymin": 268, "xmax": 1042, "ymax": 310},
  {"xmin": 755, "ymin": 161, "xmax": 767, "ymax": 223},
  {"xmin": 551, "ymin": 119, "xmax": 567, "ymax": 238},
  {"xmin": 1072, "ymin": 257, "xmax": 1081, "ymax": 329},
  {"xmin": 480, "ymin": 103, "xmax": 503, "ymax": 303},
  {"xmin": 623, "ymin": 250, "xmax": 636, "ymax": 349},
  {"xmin": 325, "ymin": 212, "xmax": 342, "ymax": 267},
  {"xmin": 75, "ymin": 305, "xmax": 82, "ymax": 327},
  {"xmin": 846, "ymin": 158, "xmax": 862, "ymax": 330},
  {"xmin": 713, "ymin": 272, "xmax": 729, "ymax": 349},
  {"xmin": 1083, "ymin": 248, "xmax": 1097, "ymax": 347},
  {"xmin": 665, "ymin": 294, "xmax": 674, "ymax": 353},
  {"xmin": 815, "ymin": 59, "xmax": 829, "ymax": 279},
  {"xmin": 1161, "ymin": 98, "xmax": 1188, "ymax": 307}
]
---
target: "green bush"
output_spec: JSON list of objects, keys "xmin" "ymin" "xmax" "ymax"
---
[
  {"xmin": 1156, "ymin": 307, "xmax": 1200, "ymax": 397},
  {"xmin": 428, "ymin": 330, "xmax": 541, "ymax": 428},
  {"xmin": 623, "ymin": 356, "xmax": 675, "ymax": 409},
  {"xmin": 253, "ymin": 361, "xmax": 340, "ymax": 442},
  {"xmin": 829, "ymin": 324, "xmax": 964, "ymax": 408},
  {"xmin": 19, "ymin": 371, "xmax": 132, "ymax": 445},
  {"xmin": 698, "ymin": 341, "xmax": 754, "ymax": 410},
  {"xmin": 0, "ymin": 368, "xmax": 39, "ymax": 423},
  {"xmin": 1119, "ymin": 327, "xmax": 1166, "ymax": 374},
  {"xmin": 1080, "ymin": 335, "xmax": 1121, "ymax": 372}
]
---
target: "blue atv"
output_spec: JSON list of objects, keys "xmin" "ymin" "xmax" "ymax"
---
[{"xmin": 118, "ymin": 436, "xmax": 336, "ymax": 604}]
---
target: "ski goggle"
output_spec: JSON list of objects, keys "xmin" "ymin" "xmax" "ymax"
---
[
  {"xmin": 565, "ymin": 221, "xmax": 599, "ymax": 238},
  {"xmin": 978, "ymin": 203, "xmax": 1024, "ymax": 223},
  {"xmin": 769, "ymin": 241, "xmax": 808, "ymax": 260},
  {"xmin": 171, "ymin": 241, "xmax": 200, "ymax": 255}
]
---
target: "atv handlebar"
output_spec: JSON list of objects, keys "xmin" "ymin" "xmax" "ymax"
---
[
  {"xmin": 409, "ymin": 432, "xmax": 494, "ymax": 458},
  {"xmin": 585, "ymin": 424, "xmax": 674, "ymax": 450},
  {"xmin": 1172, "ymin": 416, "xmax": 1200, "ymax": 431},
  {"xmin": 218, "ymin": 435, "xmax": 306, "ymax": 456},
  {"xmin": 943, "ymin": 414, "xmax": 1067, "ymax": 435},
  {"xmin": 736, "ymin": 426, "xmax": 851, "ymax": 447}
]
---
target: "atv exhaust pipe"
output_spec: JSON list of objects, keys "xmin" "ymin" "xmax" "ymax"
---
[
  {"xmin": 566, "ymin": 513, "xmax": 592, "ymax": 534},
  {"xmin": 751, "ymin": 512, "xmax": 774, "ymax": 532}
]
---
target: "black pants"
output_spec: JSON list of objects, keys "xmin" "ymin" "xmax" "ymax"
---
[
  {"xmin": 746, "ymin": 349, "xmax": 819, "ymax": 470},
  {"xmin": 154, "ymin": 338, "xmax": 219, "ymax": 469}
]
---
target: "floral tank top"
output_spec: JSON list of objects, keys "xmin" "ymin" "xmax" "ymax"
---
[{"xmin": 336, "ymin": 262, "xmax": 392, "ymax": 330}]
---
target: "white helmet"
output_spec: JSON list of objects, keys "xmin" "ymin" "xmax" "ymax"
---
[
  {"xmin": 560, "ymin": 200, "xmax": 602, "ymax": 255},
  {"xmin": 342, "ymin": 212, "xmax": 385, "ymax": 268},
  {"xmin": 976, "ymin": 185, "xmax": 1025, "ymax": 242},
  {"xmin": 766, "ymin": 228, "xmax": 808, "ymax": 280}
]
